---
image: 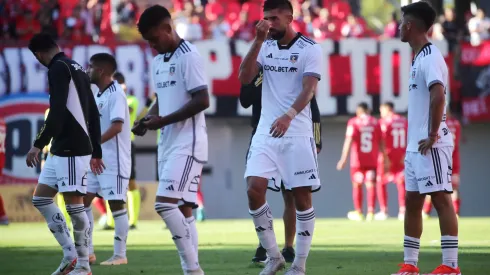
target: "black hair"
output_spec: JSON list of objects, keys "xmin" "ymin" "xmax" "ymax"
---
[
  {"xmin": 357, "ymin": 102, "xmax": 369, "ymax": 112},
  {"xmin": 401, "ymin": 1, "xmax": 437, "ymax": 31},
  {"xmin": 137, "ymin": 5, "xmax": 171, "ymax": 35},
  {"xmin": 90, "ymin": 53, "xmax": 117, "ymax": 75},
  {"xmin": 28, "ymin": 33, "xmax": 58, "ymax": 53},
  {"xmin": 113, "ymin": 72, "xmax": 125, "ymax": 84},
  {"xmin": 381, "ymin": 101, "xmax": 394, "ymax": 109},
  {"xmin": 263, "ymin": 0, "xmax": 293, "ymax": 13}
]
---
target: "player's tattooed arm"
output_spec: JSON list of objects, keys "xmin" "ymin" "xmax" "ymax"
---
[
  {"xmin": 132, "ymin": 96, "xmax": 158, "ymax": 136},
  {"xmin": 239, "ymin": 20, "xmax": 270, "ymax": 84},
  {"xmin": 418, "ymin": 83, "xmax": 445, "ymax": 155},
  {"xmin": 143, "ymin": 89, "xmax": 210, "ymax": 130}
]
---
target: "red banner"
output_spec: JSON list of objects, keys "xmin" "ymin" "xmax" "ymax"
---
[
  {"xmin": 461, "ymin": 96, "xmax": 490, "ymax": 122},
  {"xmin": 1, "ymin": 39, "xmax": 459, "ymax": 116}
]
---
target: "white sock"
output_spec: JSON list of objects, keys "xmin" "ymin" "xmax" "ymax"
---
[
  {"xmin": 155, "ymin": 203, "xmax": 199, "ymax": 271},
  {"xmin": 441, "ymin": 235, "xmax": 458, "ymax": 268},
  {"xmin": 32, "ymin": 196, "xmax": 77, "ymax": 260},
  {"xmin": 85, "ymin": 206, "xmax": 94, "ymax": 255},
  {"xmin": 186, "ymin": 216, "xmax": 199, "ymax": 260},
  {"xmin": 67, "ymin": 204, "xmax": 90, "ymax": 269},
  {"xmin": 112, "ymin": 209, "xmax": 129, "ymax": 258},
  {"xmin": 293, "ymin": 208, "xmax": 315, "ymax": 270},
  {"xmin": 249, "ymin": 203, "xmax": 281, "ymax": 258},
  {"xmin": 403, "ymin": 235, "xmax": 420, "ymax": 266}
]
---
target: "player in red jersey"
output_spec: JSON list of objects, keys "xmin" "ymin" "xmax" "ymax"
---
[
  {"xmin": 337, "ymin": 102, "xmax": 383, "ymax": 221},
  {"xmin": 374, "ymin": 102, "xmax": 408, "ymax": 221},
  {"xmin": 423, "ymin": 107, "xmax": 462, "ymax": 218},
  {"xmin": 0, "ymin": 117, "xmax": 8, "ymax": 225}
]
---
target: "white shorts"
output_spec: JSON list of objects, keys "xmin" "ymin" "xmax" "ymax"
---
[
  {"xmin": 157, "ymin": 155, "xmax": 203, "ymax": 206},
  {"xmin": 39, "ymin": 154, "xmax": 91, "ymax": 194},
  {"xmin": 405, "ymin": 147, "xmax": 453, "ymax": 194},
  {"xmin": 87, "ymin": 172, "xmax": 129, "ymax": 202},
  {"xmin": 244, "ymin": 135, "xmax": 321, "ymax": 191}
]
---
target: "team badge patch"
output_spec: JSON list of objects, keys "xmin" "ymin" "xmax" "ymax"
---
[
  {"xmin": 169, "ymin": 65, "xmax": 175, "ymax": 76},
  {"xmin": 411, "ymin": 69, "xmax": 416, "ymax": 79},
  {"xmin": 290, "ymin": 54, "xmax": 299, "ymax": 63}
]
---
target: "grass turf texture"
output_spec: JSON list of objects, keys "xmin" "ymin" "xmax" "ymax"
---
[{"xmin": 0, "ymin": 218, "xmax": 489, "ymax": 274}]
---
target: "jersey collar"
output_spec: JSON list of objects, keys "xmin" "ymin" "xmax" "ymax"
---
[
  {"xmin": 48, "ymin": 52, "xmax": 66, "ymax": 68},
  {"xmin": 163, "ymin": 39, "xmax": 185, "ymax": 62},
  {"xmin": 277, "ymin": 32, "xmax": 301, "ymax": 50},
  {"xmin": 412, "ymin": 42, "xmax": 432, "ymax": 65},
  {"xmin": 97, "ymin": 81, "xmax": 115, "ymax": 97}
]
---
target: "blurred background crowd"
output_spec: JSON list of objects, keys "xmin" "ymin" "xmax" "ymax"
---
[{"xmin": 0, "ymin": 0, "xmax": 488, "ymax": 46}]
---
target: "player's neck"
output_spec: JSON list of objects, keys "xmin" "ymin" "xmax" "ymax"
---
[
  {"xmin": 96, "ymin": 78, "xmax": 114, "ymax": 92},
  {"xmin": 277, "ymin": 28, "xmax": 297, "ymax": 46},
  {"xmin": 168, "ymin": 33, "xmax": 182, "ymax": 53},
  {"xmin": 409, "ymin": 35, "xmax": 430, "ymax": 56}
]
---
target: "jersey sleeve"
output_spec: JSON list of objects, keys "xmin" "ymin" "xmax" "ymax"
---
[
  {"xmin": 181, "ymin": 52, "xmax": 208, "ymax": 94},
  {"xmin": 303, "ymin": 44, "xmax": 323, "ymax": 80},
  {"xmin": 33, "ymin": 61, "xmax": 70, "ymax": 149},
  {"xmin": 109, "ymin": 92, "xmax": 127, "ymax": 124},
  {"xmin": 422, "ymin": 54, "xmax": 447, "ymax": 90},
  {"xmin": 346, "ymin": 119, "xmax": 356, "ymax": 138}
]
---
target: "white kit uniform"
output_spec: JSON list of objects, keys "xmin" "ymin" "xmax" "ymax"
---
[
  {"xmin": 152, "ymin": 40, "xmax": 208, "ymax": 205},
  {"xmin": 405, "ymin": 43, "xmax": 454, "ymax": 194},
  {"xmin": 87, "ymin": 82, "xmax": 132, "ymax": 201},
  {"xmin": 244, "ymin": 33, "xmax": 323, "ymax": 191}
]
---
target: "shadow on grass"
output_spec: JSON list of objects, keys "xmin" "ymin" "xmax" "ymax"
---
[{"xmin": 0, "ymin": 244, "xmax": 489, "ymax": 275}]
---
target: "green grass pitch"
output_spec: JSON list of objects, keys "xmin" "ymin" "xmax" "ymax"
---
[{"xmin": 1, "ymin": 218, "xmax": 489, "ymax": 274}]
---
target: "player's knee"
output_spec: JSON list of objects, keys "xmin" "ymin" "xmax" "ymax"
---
[
  {"xmin": 282, "ymin": 191, "xmax": 294, "ymax": 207},
  {"xmin": 431, "ymin": 192, "xmax": 453, "ymax": 211},
  {"xmin": 246, "ymin": 178, "xmax": 267, "ymax": 201},
  {"xmin": 405, "ymin": 192, "xmax": 425, "ymax": 210},
  {"xmin": 108, "ymin": 200, "xmax": 125, "ymax": 211},
  {"xmin": 32, "ymin": 196, "xmax": 54, "ymax": 210}
]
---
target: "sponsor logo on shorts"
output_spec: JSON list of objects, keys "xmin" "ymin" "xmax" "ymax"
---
[
  {"xmin": 416, "ymin": 176, "xmax": 435, "ymax": 182},
  {"xmin": 309, "ymin": 174, "xmax": 317, "ymax": 180},
  {"xmin": 161, "ymin": 179, "xmax": 176, "ymax": 183},
  {"xmin": 294, "ymin": 169, "xmax": 316, "ymax": 176},
  {"xmin": 425, "ymin": 180, "xmax": 433, "ymax": 187}
]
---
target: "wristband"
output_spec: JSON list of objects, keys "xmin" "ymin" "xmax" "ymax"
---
[{"xmin": 286, "ymin": 108, "xmax": 298, "ymax": 119}]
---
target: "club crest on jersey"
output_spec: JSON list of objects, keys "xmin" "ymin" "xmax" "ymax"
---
[
  {"xmin": 169, "ymin": 65, "xmax": 176, "ymax": 76},
  {"xmin": 290, "ymin": 54, "xmax": 299, "ymax": 64},
  {"xmin": 411, "ymin": 69, "xmax": 416, "ymax": 79},
  {"xmin": 98, "ymin": 102, "xmax": 104, "ymax": 110}
]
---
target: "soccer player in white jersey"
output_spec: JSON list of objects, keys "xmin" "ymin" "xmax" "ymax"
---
[
  {"xmin": 394, "ymin": 2, "xmax": 461, "ymax": 275},
  {"xmin": 239, "ymin": 0, "xmax": 323, "ymax": 274},
  {"xmin": 84, "ymin": 53, "xmax": 131, "ymax": 266},
  {"xmin": 132, "ymin": 5, "xmax": 209, "ymax": 275}
]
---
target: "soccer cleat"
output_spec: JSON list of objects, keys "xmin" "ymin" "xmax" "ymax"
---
[
  {"xmin": 281, "ymin": 247, "xmax": 295, "ymax": 263},
  {"xmin": 97, "ymin": 214, "xmax": 107, "ymax": 227},
  {"xmin": 259, "ymin": 255, "xmax": 285, "ymax": 275},
  {"xmin": 184, "ymin": 267, "xmax": 205, "ymax": 275},
  {"xmin": 67, "ymin": 266, "xmax": 92, "ymax": 275},
  {"xmin": 366, "ymin": 212, "xmax": 374, "ymax": 222},
  {"xmin": 285, "ymin": 264, "xmax": 306, "ymax": 275},
  {"xmin": 347, "ymin": 210, "xmax": 364, "ymax": 221},
  {"xmin": 196, "ymin": 207, "xmax": 206, "ymax": 222},
  {"xmin": 88, "ymin": 254, "xmax": 96, "ymax": 265},
  {"xmin": 100, "ymin": 255, "xmax": 128, "ymax": 265},
  {"xmin": 392, "ymin": 263, "xmax": 420, "ymax": 275},
  {"xmin": 252, "ymin": 244, "xmax": 268, "ymax": 264},
  {"xmin": 398, "ymin": 212, "xmax": 405, "ymax": 221},
  {"xmin": 374, "ymin": 211, "xmax": 389, "ymax": 221},
  {"xmin": 51, "ymin": 258, "xmax": 77, "ymax": 275},
  {"xmin": 427, "ymin": 264, "xmax": 461, "ymax": 275},
  {"xmin": 422, "ymin": 212, "xmax": 430, "ymax": 220},
  {"xmin": 129, "ymin": 224, "xmax": 137, "ymax": 230},
  {"xmin": 102, "ymin": 223, "xmax": 114, "ymax": 230}
]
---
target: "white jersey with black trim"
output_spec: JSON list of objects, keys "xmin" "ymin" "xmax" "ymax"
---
[
  {"xmin": 407, "ymin": 43, "xmax": 453, "ymax": 152},
  {"xmin": 152, "ymin": 39, "xmax": 208, "ymax": 162},
  {"xmin": 95, "ymin": 81, "xmax": 132, "ymax": 177},
  {"xmin": 256, "ymin": 33, "xmax": 323, "ymax": 137}
]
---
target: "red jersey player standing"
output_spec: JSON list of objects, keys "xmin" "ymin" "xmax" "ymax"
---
[
  {"xmin": 337, "ymin": 102, "xmax": 382, "ymax": 221},
  {"xmin": 374, "ymin": 102, "xmax": 408, "ymax": 221},
  {"xmin": 423, "ymin": 107, "xmax": 462, "ymax": 219},
  {"xmin": 0, "ymin": 117, "xmax": 8, "ymax": 225}
]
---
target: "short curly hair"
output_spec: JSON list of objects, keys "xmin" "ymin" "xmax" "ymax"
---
[
  {"xmin": 263, "ymin": 0, "xmax": 293, "ymax": 13},
  {"xmin": 137, "ymin": 5, "xmax": 171, "ymax": 35}
]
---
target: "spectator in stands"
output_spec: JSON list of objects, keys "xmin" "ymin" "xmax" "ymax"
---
[
  {"xmin": 442, "ymin": 8, "xmax": 458, "ymax": 50},
  {"xmin": 431, "ymin": 15, "xmax": 445, "ymax": 41},
  {"xmin": 176, "ymin": 14, "xmax": 203, "ymax": 42},
  {"xmin": 313, "ymin": 8, "xmax": 336, "ymax": 40},
  {"xmin": 15, "ymin": 9, "xmax": 40, "ymax": 41},
  {"xmin": 341, "ymin": 15, "xmax": 364, "ymax": 38},
  {"xmin": 231, "ymin": 11, "xmax": 255, "ymax": 41},
  {"xmin": 38, "ymin": 0, "xmax": 61, "ymax": 39},
  {"xmin": 210, "ymin": 15, "xmax": 230, "ymax": 40},
  {"xmin": 381, "ymin": 12, "xmax": 399, "ymax": 39},
  {"xmin": 62, "ymin": 5, "xmax": 92, "ymax": 43},
  {"xmin": 468, "ymin": 8, "xmax": 490, "ymax": 46},
  {"xmin": 116, "ymin": 0, "xmax": 138, "ymax": 24}
]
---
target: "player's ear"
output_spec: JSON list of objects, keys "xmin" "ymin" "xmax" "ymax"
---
[{"xmin": 287, "ymin": 13, "xmax": 293, "ymax": 24}]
